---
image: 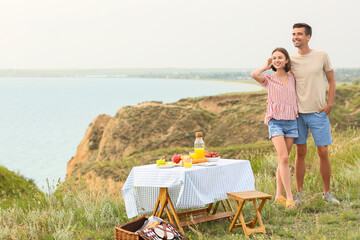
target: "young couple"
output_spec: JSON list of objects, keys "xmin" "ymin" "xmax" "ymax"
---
[{"xmin": 250, "ymin": 23, "xmax": 339, "ymax": 209}]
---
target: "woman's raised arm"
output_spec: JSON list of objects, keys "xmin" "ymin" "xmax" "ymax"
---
[{"xmin": 250, "ymin": 58, "xmax": 272, "ymax": 83}]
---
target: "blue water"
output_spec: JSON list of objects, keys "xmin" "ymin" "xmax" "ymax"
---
[{"xmin": 0, "ymin": 77, "xmax": 261, "ymax": 189}]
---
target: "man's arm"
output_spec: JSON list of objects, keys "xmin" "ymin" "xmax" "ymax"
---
[{"xmin": 318, "ymin": 70, "xmax": 336, "ymax": 115}]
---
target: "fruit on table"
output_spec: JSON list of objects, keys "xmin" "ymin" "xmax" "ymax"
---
[
  {"xmin": 172, "ymin": 154, "xmax": 182, "ymax": 163},
  {"xmin": 156, "ymin": 159, "xmax": 167, "ymax": 166},
  {"xmin": 205, "ymin": 152, "xmax": 219, "ymax": 158}
]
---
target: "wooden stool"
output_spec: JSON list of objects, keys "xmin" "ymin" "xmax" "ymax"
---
[{"xmin": 227, "ymin": 191, "xmax": 272, "ymax": 236}]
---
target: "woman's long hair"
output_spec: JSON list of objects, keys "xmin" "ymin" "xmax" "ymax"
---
[{"xmin": 271, "ymin": 47, "xmax": 291, "ymax": 72}]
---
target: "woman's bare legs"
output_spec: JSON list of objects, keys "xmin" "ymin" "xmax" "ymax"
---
[
  {"xmin": 276, "ymin": 167, "xmax": 283, "ymax": 199},
  {"xmin": 272, "ymin": 136, "xmax": 294, "ymax": 201}
]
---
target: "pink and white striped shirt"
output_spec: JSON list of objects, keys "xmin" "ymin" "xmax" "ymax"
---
[{"xmin": 260, "ymin": 72, "xmax": 298, "ymax": 125}]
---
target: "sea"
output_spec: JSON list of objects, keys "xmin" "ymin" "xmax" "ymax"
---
[{"xmin": 0, "ymin": 77, "xmax": 262, "ymax": 190}]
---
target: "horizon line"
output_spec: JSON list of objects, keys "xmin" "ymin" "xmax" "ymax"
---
[{"xmin": 0, "ymin": 67, "xmax": 359, "ymax": 71}]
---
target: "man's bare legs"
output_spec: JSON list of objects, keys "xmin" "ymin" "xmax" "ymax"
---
[
  {"xmin": 318, "ymin": 145, "xmax": 339, "ymax": 204},
  {"xmin": 317, "ymin": 145, "xmax": 331, "ymax": 194},
  {"xmin": 296, "ymin": 144, "xmax": 331, "ymax": 194},
  {"xmin": 295, "ymin": 143, "xmax": 307, "ymax": 192}
]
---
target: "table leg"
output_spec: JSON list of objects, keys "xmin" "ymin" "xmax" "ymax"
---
[
  {"xmin": 152, "ymin": 188, "xmax": 185, "ymax": 235},
  {"xmin": 165, "ymin": 206, "xmax": 175, "ymax": 226},
  {"xmin": 153, "ymin": 189, "xmax": 234, "ymax": 235},
  {"xmin": 220, "ymin": 200, "xmax": 233, "ymax": 222},
  {"xmin": 206, "ymin": 203, "xmax": 213, "ymax": 215},
  {"xmin": 153, "ymin": 188, "xmax": 168, "ymax": 217},
  {"xmin": 212, "ymin": 201, "xmax": 220, "ymax": 214},
  {"xmin": 165, "ymin": 191, "xmax": 184, "ymax": 235},
  {"xmin": 225, "ymin": 199, "xmax": 234, "ymax": 213},
  {"xmin": 152, "ymin": 197, "xmax": 161, "ymax": 216}
]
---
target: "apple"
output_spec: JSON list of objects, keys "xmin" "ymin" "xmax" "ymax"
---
[{"xmin": 172, "ymin": 154, "xmax": 182, "ymax": 163}]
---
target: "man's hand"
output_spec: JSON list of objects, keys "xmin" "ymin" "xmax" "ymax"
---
[
  {"xmin": 318, "ymin": 104, "xmax": 333, "ymax": 115},
  {"xmin": 323, "ymin": 70, "xmax": 336, "ymax": 116}
]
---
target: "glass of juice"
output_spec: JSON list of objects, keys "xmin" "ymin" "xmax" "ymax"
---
[
  {"xmin": 183, "ymin": 156, "xmax": 192, "ymax": 168},
  {"xmin": 194, "ymin": 148, "xmax": 204, "ymax": 159},
  {"xmin": 189, "ymin": 151, "xmax": 196, "ymax": 159}
]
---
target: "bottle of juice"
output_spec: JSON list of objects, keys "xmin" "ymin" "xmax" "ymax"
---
[{"xmin": 194, "ymin": 132, "xmax": 205, "ymax": 159}]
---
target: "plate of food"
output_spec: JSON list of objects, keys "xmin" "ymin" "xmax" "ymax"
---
[
  {"xmin": 156, "ymin": 159, "xmax": 176, "ymax": 168},
  {"xmin": 157, "ymin": 163, "xmax": 176, "ymax": 168},
  {"xmin": 205, "ymin": 152, "xmax": 220, "ymax": 162}
]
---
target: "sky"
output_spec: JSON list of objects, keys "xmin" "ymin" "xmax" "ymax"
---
[{"xmin": 1, "ymin": 0, "xmax": 359, "ymax": 69}]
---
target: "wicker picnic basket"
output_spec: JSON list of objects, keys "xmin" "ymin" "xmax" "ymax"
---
[{"xmin": 115, "ymin": 216, "xmax": 148, "ymax": 240}]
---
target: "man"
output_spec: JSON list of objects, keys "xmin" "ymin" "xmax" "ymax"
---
[{"xmin": 290, "ymin": 23, "xmax": 339, "ymax": 205}]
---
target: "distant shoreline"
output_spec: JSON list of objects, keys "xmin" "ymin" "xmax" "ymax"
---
[
  {"xmin": 1, "ymin": 67, "xmax": 358, "ymax": 83},
  {"xmin": 0, "ymin": 74, "xmax": 260, "ymax": 86}
]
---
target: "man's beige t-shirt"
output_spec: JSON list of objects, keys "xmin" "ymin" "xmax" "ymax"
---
[{"xmin": 290, "ymin": 50, "xmax": 333, "ymax": 113}]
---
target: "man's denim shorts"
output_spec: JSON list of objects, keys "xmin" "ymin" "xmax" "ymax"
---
[
  {"xmin": 268, "ymin": 119, "xmax": 299, "ymax": 139},
  {"xmin": 293, "ymin": 112, "xmax": 332, "ymax": 146}
]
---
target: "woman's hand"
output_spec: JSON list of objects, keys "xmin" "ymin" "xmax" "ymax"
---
[
  {"xmin": 265, "ymin": 58, "xmax": 272, "ymax": 70},
  {"xmin": 250, "ymin": 58, "xmax": 272, "ymax": 84}
]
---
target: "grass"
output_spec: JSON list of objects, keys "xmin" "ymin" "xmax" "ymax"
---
[
  {"xmin": 0, "ymin": 166, "xmax": 41, "ymax": 203},
  {"xmin": 0, "ymin": 181, "xmax": 127, "ymax": 239},
  {"xmin": 1, "ymin": 127, "xmax": 359, "ymax": 239}
]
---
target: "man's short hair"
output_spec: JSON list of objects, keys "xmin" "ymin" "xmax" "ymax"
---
[{"xmin": 293, "ymin": 23, "xmax": 312, "ymax": 37}]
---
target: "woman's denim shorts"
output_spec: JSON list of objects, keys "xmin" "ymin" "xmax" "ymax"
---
[{"xmin": 268, "ymin": 118, "xmax": 298, "ymax": 139}]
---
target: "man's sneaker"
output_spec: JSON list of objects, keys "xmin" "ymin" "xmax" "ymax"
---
[
  {"xmin": 322, "ymin": 191, "xmax": 340, "ymax": 205},
  {"xmin": 294, "ymin": 192, "xmax": 304, "ymax": 206}
]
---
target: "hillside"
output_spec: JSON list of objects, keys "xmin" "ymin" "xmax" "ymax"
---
[
  {"xmin": 65, "ymin": 85, "xmax": 360, "ymax": 193},
  {"xmin": 0, "ymin": 166, "xmax": 42, "ymax": 207}
]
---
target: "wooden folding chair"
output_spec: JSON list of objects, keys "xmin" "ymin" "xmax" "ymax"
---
[{"xmin": 227, "ymin": 191, "xmax": 272, "ymax": 236}]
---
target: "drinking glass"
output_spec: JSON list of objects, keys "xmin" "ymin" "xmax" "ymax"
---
[
  {"xmin": 183, "ymin": 156, "xmax": 192, "ymax": 168},
  {"xmin": 189, "ymin": 151, "xmax": 196, "ymax": 159}
]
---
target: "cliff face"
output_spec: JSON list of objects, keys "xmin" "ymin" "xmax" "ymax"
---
[
  {"xmin": 96, "ymin": 102, "xmax": 213, "ymax": 161},
  {"xmin": 66, "ymin": 114, "xmax": 112, "ymax": 179},
  {"xmin": 65, "ymin": 86, "xmax": 360, "ymax": 194}
]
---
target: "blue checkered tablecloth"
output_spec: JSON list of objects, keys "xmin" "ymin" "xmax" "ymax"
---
[{"xmin": 121, "ymin": 159, "xmax": 255, "ymax": 219}]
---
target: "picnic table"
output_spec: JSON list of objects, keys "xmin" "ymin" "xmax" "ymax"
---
[{"xmin": 121, "ymin": 159, "xmax": 255, "ymax": 234}]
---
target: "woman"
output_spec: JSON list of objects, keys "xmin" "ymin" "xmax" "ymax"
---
[{"xmin": 250, "ymin": 47, "xmax": 298, "ymax": 209}]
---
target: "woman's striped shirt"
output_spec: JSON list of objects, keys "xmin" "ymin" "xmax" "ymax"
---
[{"xmin": 260, "ymin": 72, "xmax": 298, "ymax": 125}]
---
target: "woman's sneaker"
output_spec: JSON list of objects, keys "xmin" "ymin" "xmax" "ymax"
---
[{"xmin": 322, "ymin": 191, "xmax": 340, "ymax": 205}]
